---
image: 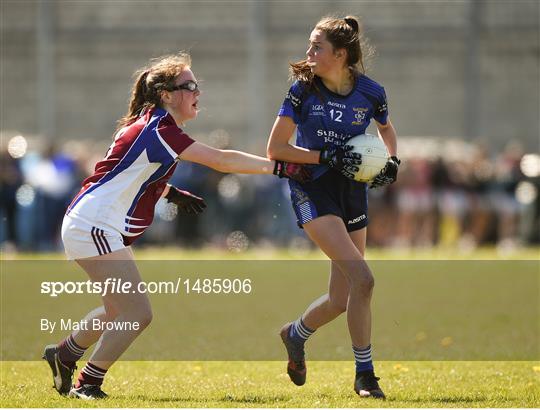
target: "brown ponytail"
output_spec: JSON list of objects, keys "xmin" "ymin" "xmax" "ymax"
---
[
  {"xmin": 116, "ymin": 52, "xmax": 192, "ymax": 132},
  {"xmin": 343, "ymin": 16, "xmax": 359, "ymax": 35},
  {"xmin": 289, "ymin": 61, "xmax": 315, "ymax": 84},
  {"xmin": 117, "ymin": 69, "xmax": 153, "ymax": 130}
]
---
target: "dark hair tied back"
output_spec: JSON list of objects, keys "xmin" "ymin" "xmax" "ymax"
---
[{"xmin": 344, "ymin": 16, "xmax": 359, "ymax": 34}]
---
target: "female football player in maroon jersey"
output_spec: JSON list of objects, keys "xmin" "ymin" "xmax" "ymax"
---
[{"xmin": 43, "ymin": 52, "xmax": 309, "ymax": 400}]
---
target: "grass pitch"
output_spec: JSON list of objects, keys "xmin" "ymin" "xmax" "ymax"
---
[
  {"xmin": 1, "ymin": 361, "xmax": 539, "ymax": 407},
  {"xmin": 1, "ymin": 247, "xmax": 539, "ymax": 407}
]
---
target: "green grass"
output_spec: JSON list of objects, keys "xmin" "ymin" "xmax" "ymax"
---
[
  {"xmin": 3, "ymin": 245, "xmax": 540, "ymax": 260},
  {"xmin": 3, "ymin": 260, "xmax": 538, "ymax": 362},
  {"xmin": 1, "ymin": 248, "xmax": 539, "ymax": 407},
  {"xmin": 1, "ymin": 361, "xmax": 539, "ymax": 407}
]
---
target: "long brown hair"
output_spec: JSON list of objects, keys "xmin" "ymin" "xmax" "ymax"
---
[
  {"xmin": 116, "ymin": 52, "xmax": 192, "ymax": 131},
  {"xmin": 289, "ymin": 15, "xmax": 374, "ymax": 85}
]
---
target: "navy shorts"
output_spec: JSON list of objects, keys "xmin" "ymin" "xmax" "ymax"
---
[{"xmin": 289, "ymin": 169, "xmax": 369, "ymax": 232}]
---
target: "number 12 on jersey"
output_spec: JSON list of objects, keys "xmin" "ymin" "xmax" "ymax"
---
[{"xmin": 329, "ymin": 109, "xmax": 343, "ymax": 122}]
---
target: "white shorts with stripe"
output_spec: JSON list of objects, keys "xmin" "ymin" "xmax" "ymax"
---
[{"xmin": 61, "ymin": 214, "xmax": 126, "ymax": 260}]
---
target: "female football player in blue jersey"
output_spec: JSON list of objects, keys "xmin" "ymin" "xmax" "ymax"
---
[
  {"xmin": 42, "ymin": 52, "xmax": 309, "ymax": 400},
  {"xmin": 267, "ymin": 15, "xmax": 400, "ymax": 399}
]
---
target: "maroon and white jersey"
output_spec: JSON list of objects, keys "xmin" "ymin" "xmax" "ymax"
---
[{"xmin": 67, "ymin": 107, "xmax": 194, "ymax": 245}]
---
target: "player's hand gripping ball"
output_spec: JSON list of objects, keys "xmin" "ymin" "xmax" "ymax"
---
[
  {"xmin": 369, "ymin": 156, "xmax": 401, "ymax": 189},
  {"xmin": 273, "ymin": 161, "xmax": 312, "ymax": 184},
  {"xmin": 165, "ymin": 186, "xmax": 207, "ymax": 214},
  {"xmin": 338, "ymin": 133, "xmax": 391, "ymax": 183},
  {"xmin": 319, "ymin": 145, "xmax": 363, "ymax": 180}
]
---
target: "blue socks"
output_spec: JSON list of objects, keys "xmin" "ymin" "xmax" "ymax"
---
[
  {"xmin": 288, "ymin": 318, "xmax": 374, "ymax": 374},
  {"xmin": 353, "ymin": 344, "xmax": 374, "ymax": 373}
]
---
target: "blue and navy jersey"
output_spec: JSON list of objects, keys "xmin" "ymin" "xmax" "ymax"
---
[{"xmin": 278, "ymin": 74, "xmax": 388, "ymax": 179}]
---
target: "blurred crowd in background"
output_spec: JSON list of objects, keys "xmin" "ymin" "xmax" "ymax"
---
[
  {"xmin": 3, "ymin": 2, "xmax": 538, "ymax": 255},
  {"xmin": 1, "ymin": 132, "xmax": 539, "ymax": 254}
]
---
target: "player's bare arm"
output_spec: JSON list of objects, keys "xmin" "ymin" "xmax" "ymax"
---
[
  {"xmin": 180, "ymin": 141, "xmax": 274, "ymax": 174},
  {"xmin": 267, "ymin": 116, "xmax": 320, "ymax": 164},
  {"xmin": 179, "ymin": 140, "xmax": 310, "ymax": 183},
  {"xmin": 375, "ymin": 118, "xmax": 398, "ymax": 157}
]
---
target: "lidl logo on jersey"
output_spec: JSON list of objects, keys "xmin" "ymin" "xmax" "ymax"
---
[{"xmin": 352, "ymin": 107, "xmax": 368, "ymax": 125}]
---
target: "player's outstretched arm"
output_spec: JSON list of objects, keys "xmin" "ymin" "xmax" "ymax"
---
[
  {"xmin": 179, "ymin": 141, "xmax": 310, "ymax": 182},
  {"xmin": 180, "ymin": 141, "xmax": 273, "ymax": 173}
]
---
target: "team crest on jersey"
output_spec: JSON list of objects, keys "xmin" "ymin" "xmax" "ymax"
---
[{"xmin": 352, "ymin": 107, "xmax": 368, "ymax": 125}]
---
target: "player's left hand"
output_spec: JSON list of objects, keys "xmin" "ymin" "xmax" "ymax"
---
[
  {"xmin": 165, "ymin": 186, "xmax": 207, "ymax": 214},
  {"xmin": 369, "ymin": 156, "xmax": 401, "ymax": 189},
  {"xmin": 273, "ymin": 161, "xmax": 312, "ymax": 184}
]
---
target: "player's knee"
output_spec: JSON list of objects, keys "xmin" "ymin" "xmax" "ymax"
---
[
  {"xmin": 350, "ymin": 272, "xmax": 374, "ymax": 295},
  {"xmin": 136, "ymin": 309, "xmax": 153, "ymax": 330},
  {"xmin": 129, "ymin": 305, "xmax": 153, "ymax": 330}
]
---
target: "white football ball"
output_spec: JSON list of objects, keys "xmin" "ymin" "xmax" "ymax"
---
[{"xmin": 346, "ymin": 134, "xmax": 389, "ymax": 182}]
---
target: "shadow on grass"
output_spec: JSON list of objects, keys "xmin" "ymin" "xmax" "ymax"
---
[
  {"xmin": 387, "ymin": 395, "xmax": 488, "ymax": 404},
  {"xmin": 221, "ymin": 394, "xmax": 289, "ymax": 404},
  {"xmin": 112, "ymin": 393, "xmax": 493, "ymax": 407},
  {"xmin": 119, "ymin": 394, "xmax": 210, "ymax": 404},
  {"xmin": 117, "ymin": 393, "xmax": 289, "ymax": 405}
]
